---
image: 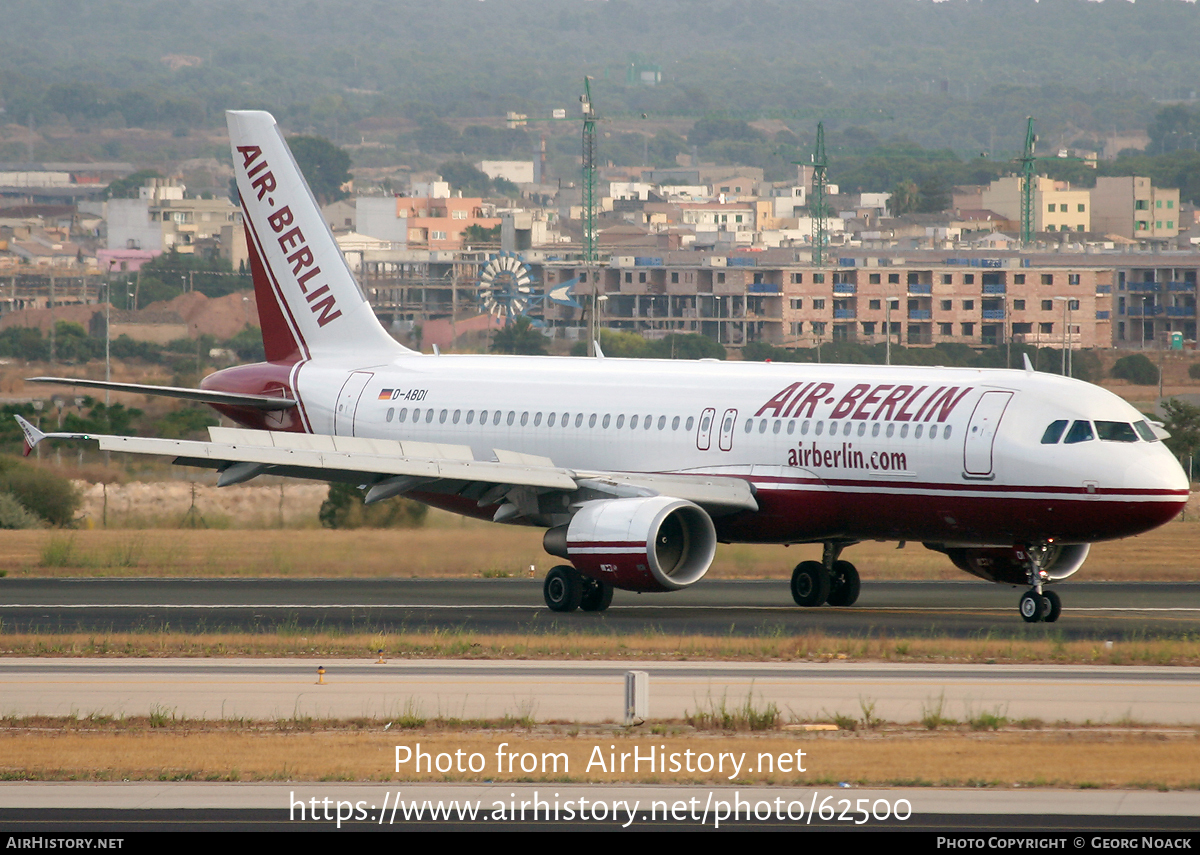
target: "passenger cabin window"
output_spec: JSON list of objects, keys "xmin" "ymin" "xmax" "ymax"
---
[
  {"xmin": 1041, "ymin": 420, "xmax": 1068, "ymax": 444},
  {"xmin": 1095, "ymin": 421, "xmax": 1138, "ymax": 442},
  {"xmin": 1064, "ymin": 420, "xmax": 1094, "ymax": 444}
]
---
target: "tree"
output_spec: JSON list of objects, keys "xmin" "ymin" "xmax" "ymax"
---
[
  {"xmin": 287, "ymin": 135, "xmax": 351, "ymax": 205},
  {"xmin": 1160, "ymin": 398, "xmax": 1200, "ymax": 477},
  {"xmin": 319, "ymin": 482, "xmax": 427, "ymax": 529},
  {"xmin": 888, "ymin": 180, "xmax": 920, "ymax": 216},
  {"xmin": 490, "ymin": 315, "xmax": 548, "ymax": 355},
  {"xmin": 463, "ymin": 224, "xmax": 500, "ymax": 244},
  {"xmin": 917, "ymin": 175, "xmax": 950, "ymax": 213},
  {"xmin": 438, "ymin": 160, "xmax": 492, "ymax": 197},
  {"xmin": 1111, "ymin": 353, "xmax": 1159, "ymax": 386},
  {"xmin": 105, "ymin": 169, "xmax": 163, "ymax": 200}
]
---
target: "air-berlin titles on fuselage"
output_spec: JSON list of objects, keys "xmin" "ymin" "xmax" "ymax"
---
[
  {"xmin": 755, "ymin": 380, "xmax": 973, "ymax": 424},
  {"xmin": 756, "ymin": 380, "xmax": 975, "ymax": 472},
  {"xmin": 237, "ymin": 144, "xmax": 342, "ymax": 328}
]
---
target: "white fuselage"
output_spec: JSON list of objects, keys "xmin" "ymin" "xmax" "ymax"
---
[{"xmin": 266, "ymin": 353, "xmax": 1188, "ymax": 547}]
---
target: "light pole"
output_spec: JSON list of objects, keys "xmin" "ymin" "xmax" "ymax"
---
[
  {"xmin": 1053, "ymin": 296, "xmax": 1073, "ymax": 377},
  {"xmin": 1139, "ymin": 294, "xmax": 1149, "ymax": 350}
]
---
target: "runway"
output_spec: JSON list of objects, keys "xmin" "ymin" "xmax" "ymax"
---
[
  {"xmin": 4, "ymin": 658, "xmax": 1200, "ymax": 724},
  {"xmin": 2, "ymin": 783, "xmax": 1198, "ymax": 831},
  {"xmin": 1, "ymin": 578, "xmax": 1199, "ymax": 638}
]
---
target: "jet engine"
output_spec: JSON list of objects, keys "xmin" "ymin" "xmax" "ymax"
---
[
  {"xmin": 939, "ymin": 543, "xmax": 1091, "ymax": 585},
  {"xmin": 543, "ymin": 496, "xmax": 717, "ymax": 593}
]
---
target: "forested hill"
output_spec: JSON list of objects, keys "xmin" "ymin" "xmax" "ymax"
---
[{"xmin": 1, "ymin": 0, "xmax": 1197, "ymax": 152}]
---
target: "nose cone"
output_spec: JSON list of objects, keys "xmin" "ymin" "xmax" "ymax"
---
[{"xmin": 1117, "ymin": 446, "xmax": 1190, "ymax": 537}]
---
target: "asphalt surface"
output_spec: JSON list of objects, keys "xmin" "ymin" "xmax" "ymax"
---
[
  {"xmin": 1, "ymin": 578, "xmax": 1198, "ymax": 639},
  {"xmin": 2, "ymin": 784, "xmax": 1199, "ymax": 832}
]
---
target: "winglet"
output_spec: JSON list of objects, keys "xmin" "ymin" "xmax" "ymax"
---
[
  {"xmin": 15, "ymin": 415, "xmax": 44, "ymax": 457},
  {"xmin": 594, "ymin": 339, "xmax": 606, "ymax": 359},
  {"xmin": 1022, "ymin": 353, "xmax": 1035, "ymax": 373}
]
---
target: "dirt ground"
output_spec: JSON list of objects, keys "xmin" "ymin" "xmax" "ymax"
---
[{"xmin": 2, "ymin": 725, "xmax": 1197, "ymax": 789}]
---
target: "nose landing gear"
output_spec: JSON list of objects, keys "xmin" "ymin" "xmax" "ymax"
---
[{"xmin": 1018, "ymin": 544, "xmax": 1062, "ymax": 623}]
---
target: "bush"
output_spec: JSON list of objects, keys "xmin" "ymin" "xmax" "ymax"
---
[
  {"xmin": 0, "ymin": 457, "xmax": 80, "ymax": 526},
  {"xmin": 319, "ymin": 482, "xmax": 428, "ymax": 529},
  {"xmin": 1111, "ymin": 353, "xmax": 1160, "ymax": 385},
  {"xmin": 1188, "ymin": 363, "xmax": 1200, "ymax": 380},
  {"xmin": 0, "ymin": 492, "xmax": 42, "ymax": 529}
]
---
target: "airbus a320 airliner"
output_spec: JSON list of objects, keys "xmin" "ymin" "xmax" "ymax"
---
[{"xmin": 19, "ymin": 111, "xmax": 1190, "ymax": 622}]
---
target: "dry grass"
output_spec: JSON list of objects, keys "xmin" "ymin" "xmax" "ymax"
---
[
  {"xmin": 8, "ymin": 512, "xmax": 1200, "ymax": 580},
  {"xmin": 3, "ymin": 629, "xmax": 1199, "ymax": 666},
  {"xmin": 1, "ymin": 722, "xmax": 1198, "ymax": 788}
]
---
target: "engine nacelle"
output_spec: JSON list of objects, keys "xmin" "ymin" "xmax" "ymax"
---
[
  {"xmin": 543, "ymin": 496, "xmax": 717, "ymax": 593},
  {"xmin": 940, "ymin": 543, "xmax": 1091, "ymax": 585}
]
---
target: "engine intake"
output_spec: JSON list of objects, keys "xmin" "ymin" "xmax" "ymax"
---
[{"xmin": 543, "ymin": 496, "xmax": 717, "ymax": 593}]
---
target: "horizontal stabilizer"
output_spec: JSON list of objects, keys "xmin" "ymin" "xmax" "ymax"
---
[{"xmin": 27, "ymin": 377, "xmax": 296, "ymax": 411}]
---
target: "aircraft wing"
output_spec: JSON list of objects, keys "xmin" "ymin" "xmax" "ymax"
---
[{"xmin": 14, "ymin": 417, "xmax": 757, "ymax": 517}]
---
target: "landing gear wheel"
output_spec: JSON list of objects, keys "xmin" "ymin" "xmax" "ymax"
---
[
  {"xmin": 791, "ymin": 560, "xmax": 831, "ymax": 607},
  {"xmin": 544, "ymin": 565, "xmax": 583, "ymax": 612},
  {"xmin": 826, "ymin": 560, "xmax": 861, "ymax": 607},
  {"xmin": 1041, "ymin": 589, "xmax": 1062, "ymax": 623},
  {"xmin": 580, "ymin": 578, "xmax": 613, "ymax": 612},
  {"xmin": 1019, "ymin": 590, "xmax": 1044, "ymax": 623}
]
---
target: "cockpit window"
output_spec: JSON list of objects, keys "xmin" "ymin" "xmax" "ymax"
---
[
  {"xmin": 1041, "ymin": 420, "xmax": 1068, "ymax": 444},
  {"xmin": 1134, "ymin": 420, "xmax": 1158, "ymax": 442},
  {"xmin": 1095, "ymin": 421, "xmax": 1139, "ymax": 442},
  {"xmin": 1063, "ymin": 420, "xmax": 1095, "ymax": 444}
]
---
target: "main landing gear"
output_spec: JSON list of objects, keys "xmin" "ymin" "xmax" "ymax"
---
[
  {"xmin": 791, "ymin": 542, "xmax": 861, "ymax": 608},
  {"xmin": 1019, "ymin": 588, "xmax": 1061, "ymax": 624},
  {"xmin": 1017, "ymin": 543, "xmax": 1062, "ymax": 623},
  {"xmin": 543, "ymin": 565, "xmax": 613, "ymax": 613}
]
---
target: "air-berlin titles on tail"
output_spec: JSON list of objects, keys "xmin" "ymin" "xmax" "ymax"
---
[
  {"xmin": 755, "ymin": 380, "xmax": 974, "ymax": 423},
  {"xmin": 237, "ymin": 144, "xmax": 342, "ymax": 328}
]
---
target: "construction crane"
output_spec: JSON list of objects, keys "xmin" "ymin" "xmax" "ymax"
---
[
  {"xmin": 1016, "ymin": 116, "xmax": 1087, "ymax": 247},
  {"xmin": 811, "ymin": 122, "xmax": 828, "ymax": 266},
  {"xmin": 1019, "ymin": 116, "xmax": 1037, "ymax": 246},
  {"xmin": 580, "ymin": 77, "xmax": 599, "ymax": 269}
]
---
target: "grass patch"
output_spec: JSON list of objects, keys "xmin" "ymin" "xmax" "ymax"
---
[
  {"xmin": 9, "ymin": 518, "xmax": 1200, "ymax": 580},
  {"xmin": 920, "ymin": 693, "xmax": 956, "ymax": 730},
  {"xmin": 966, "ymin": 704, "xmax": 1010, "ymax": 731},
  {"xmin": 686, "ymin": 689, "xmax": 780, "ymax": 731},
  {"xmin": 3, "ymin": 628, "xmax": 1200, "ymax": 665}
]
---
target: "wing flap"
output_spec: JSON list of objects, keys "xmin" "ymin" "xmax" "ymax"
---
[{"xmin": 91, "ymin": 432, "xmax": 578, "ymax": 490}]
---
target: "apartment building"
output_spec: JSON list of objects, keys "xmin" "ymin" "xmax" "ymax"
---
[
  {"xmin": 1092, "ymin": 176, "xmax": 1181, "ymax": 242},
  {"xmin": 980, "ymin": 176, "xmax": 1091, "ymax": 234},
  {"xmin": 1112, "ymin": 262, "xmax": 1198, "ymax": 345},
  {"xmin": 106, "ymin": 178, "xmax": 241, "ymax": 254}
]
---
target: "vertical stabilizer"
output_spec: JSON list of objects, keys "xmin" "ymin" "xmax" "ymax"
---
[{"xmin": 227, "ymin": 110, "xmax": 408, "ymax": 361}]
